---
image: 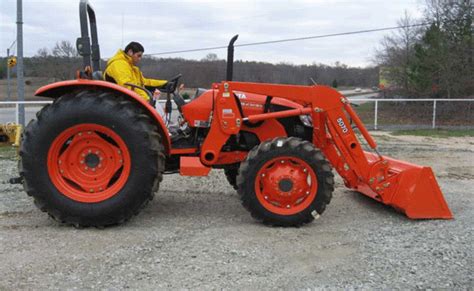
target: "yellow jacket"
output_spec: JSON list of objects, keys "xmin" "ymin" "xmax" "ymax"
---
[{"xmin": 104, "ymin": 50, "xmax": 167, "ymax": 101}]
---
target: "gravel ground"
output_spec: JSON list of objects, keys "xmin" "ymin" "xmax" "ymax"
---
[{"xmin": 0, "ymin": 132, "xmax": 472, "ymax": 289}]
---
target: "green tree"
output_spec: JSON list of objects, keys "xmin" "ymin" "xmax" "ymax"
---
[
  {"xmin": 377, "ymin": 0, "xmax": 473, "ymax": 98},
  {"xmin": 332, "ymin": 79, "xmax": 338, "ymax": 88},
  {"xmin": 410, "ymin": 0, "xmax": 473, "ymax": 98}
]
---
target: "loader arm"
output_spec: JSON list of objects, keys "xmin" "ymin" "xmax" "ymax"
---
[{"xmin": 200, "ymin": 81, "xmax": 452, "ymax": 219}]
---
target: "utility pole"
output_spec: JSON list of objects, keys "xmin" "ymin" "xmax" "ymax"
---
[
  {"xmin": 5, "ymin": 40, "xmax": 16, "ymax": 102},
  {"xmin": 6, "ymin": 48, "xmax": 11, "ymax": 101},
  {"xmin": 17, "ymin": 0, "xmax": 25, "ymax": 126}
]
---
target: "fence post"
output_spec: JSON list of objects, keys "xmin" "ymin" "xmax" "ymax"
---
[
  {"xmin": 374, "ymin": 100, "xmax": 378, "ymax": 130},
  {"xmin": 432, "ymin": 100, "xmax": 437, "ymax": 129},
  {"xmin": 15, "ymin": 103, "xmax": 19, "ymax": 124}
]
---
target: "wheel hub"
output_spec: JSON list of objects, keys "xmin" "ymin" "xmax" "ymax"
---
[
  {"xmin": 85, "ymin": 153, "xmax": 100, "ymax": 168},
  {"xmin": 278, "ymin": 178, "xmax": 293, "ymax": 192},
  {"xmin": 47, "ymin": 124, "xmax": 131, "ymax": 203},
  {"xmin": 255, "ymin": 156, "xmax": 318, "ymax": 215}
]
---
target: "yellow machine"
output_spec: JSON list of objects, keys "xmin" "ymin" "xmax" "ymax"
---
[
  {"xmin": 7, "ymin": 56, "xmax": 17, "ymax": 68},
  {"xmin": 0, "ymin": 123, "xmax": 22, "ymax": 147}
]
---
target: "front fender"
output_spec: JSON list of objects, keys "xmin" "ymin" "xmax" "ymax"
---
[{"xmin": 35, "ymin": 79, "xmax": 171, "ymax": 154}]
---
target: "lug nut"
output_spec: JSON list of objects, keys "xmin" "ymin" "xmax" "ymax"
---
[
  {"xmin": 286, "ymin": 205, "xmax": 291, "ymax": 209},
  {"xmin": 264, "ymin": 196, "xmax": 268, "ymax": 200}
]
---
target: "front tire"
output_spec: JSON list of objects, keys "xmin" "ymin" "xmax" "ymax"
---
[
  {"xmin": 237, "ymin": 137, "xmax": 334, "ymax": 226},
  {"xmin": 224, "ymin": 164, "xmax": 239, "ymax": 190},
  {"xmin": 20, "ymin": 91, "xmax": 165, "ymax": 227}
]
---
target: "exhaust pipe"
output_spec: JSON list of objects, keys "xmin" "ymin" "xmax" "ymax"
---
[{"xmin": 226, "ymin": 35, "xmax": 239, "ymax": 81}]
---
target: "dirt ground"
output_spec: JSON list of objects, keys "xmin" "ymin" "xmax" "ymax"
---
[{"xmin": 0, "ymin": 132, "xmax": 473, "ymax": 289}]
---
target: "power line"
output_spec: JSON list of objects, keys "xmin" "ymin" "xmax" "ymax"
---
[
  {"xmin": 164, "ymin": 6, "xmax": 317, "ymax": 33},
  {"xmin": 145, "ymin": 22, "xmax": 430, "ymax": 56}
]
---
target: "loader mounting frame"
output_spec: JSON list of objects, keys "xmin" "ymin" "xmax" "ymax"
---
[{"xmin": 194, "ymin": 81, "xmax": 452, "ymax": 219}]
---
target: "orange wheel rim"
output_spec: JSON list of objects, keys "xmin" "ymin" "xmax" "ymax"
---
[
  {"xmin": 255, "ymin": 156, "xmax": 318, "ymax": 215},
  {"xmin": 47, "ymin": 124, "xmax": 131, "ymax": 203}
]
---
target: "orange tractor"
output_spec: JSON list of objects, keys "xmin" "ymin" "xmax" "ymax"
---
[{"xmin": 19, "ymin": 0, "xmax": 452, "ymax": 227}]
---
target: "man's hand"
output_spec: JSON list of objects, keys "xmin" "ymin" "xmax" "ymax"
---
[
  {"xmin": 149, "ymin": 89, "xmax": 160, "ymax": 107},
  {"xmin": 153, "ymin": 89, "xmax": 161, "ymax": 99}
]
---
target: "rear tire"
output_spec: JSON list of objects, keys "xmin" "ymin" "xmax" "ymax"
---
[
  {"xmin": 237, "ymin": 137, "xmax": 334, "ymax": 226},
  {"xmin": 19, "ymin": 91, "xmax": 165, "ymax": 227}
]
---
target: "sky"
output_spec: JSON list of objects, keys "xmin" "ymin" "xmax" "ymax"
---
[{"xmin": 0, "ymin": 0, "xmax": 424, "ymax": 67}]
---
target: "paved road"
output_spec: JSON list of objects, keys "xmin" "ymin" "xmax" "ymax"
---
[{"xmin": 0, "ymin": 106, "xmax": 45, "ymax": 124}]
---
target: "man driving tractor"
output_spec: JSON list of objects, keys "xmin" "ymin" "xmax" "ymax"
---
[{"xmin": 104, "ymin": 41, "xmax": 168, "ymax": 103}]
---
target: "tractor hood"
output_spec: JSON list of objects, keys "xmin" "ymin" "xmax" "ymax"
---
[{"xmin": 181, "ymin": 89, "xmax": 304, "ymax": 128}]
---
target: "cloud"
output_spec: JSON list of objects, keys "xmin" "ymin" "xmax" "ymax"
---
[{"xmin": 0, "ymin": 0, "xmax": 423, "ymax": 66}]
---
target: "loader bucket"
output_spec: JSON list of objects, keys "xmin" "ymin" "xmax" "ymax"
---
[{"xmin": 357, "ymin": 153, "xmax": 453, "ymax": 219}]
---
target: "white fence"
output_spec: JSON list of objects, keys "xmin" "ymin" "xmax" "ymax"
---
[
  {"xmin": 1, "ymin": 99, "xmax": 473, "ymax": 130},
  {"xmin": 350, "ymin": 98, "xmax": 474, "ymax": 130}
]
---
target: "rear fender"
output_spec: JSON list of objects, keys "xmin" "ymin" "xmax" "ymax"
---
[{"xmin": 35, "ymin": 79, "xmax": 171, "ymax": 154}]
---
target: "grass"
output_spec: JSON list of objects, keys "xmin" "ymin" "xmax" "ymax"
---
[
  {"xmin": 0, "ymin": 144, "xmax": 17, "ymax": 160},
  {"xmin": 391, "ymin": 129, "xmax": 474, "ymax": 138}
]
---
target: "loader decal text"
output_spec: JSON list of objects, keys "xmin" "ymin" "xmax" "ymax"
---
[{"xmin": 337, "ymin": 117, "xmax": 349, "ymax": 134}]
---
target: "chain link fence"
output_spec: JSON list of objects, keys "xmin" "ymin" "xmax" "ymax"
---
[
  {"xmin": 351, "ymin": 99, "xmax": 474, "ymax": 130},
  {"xmin": 1, "ymin": 99, "xmax": 473, "ymax": 130}
]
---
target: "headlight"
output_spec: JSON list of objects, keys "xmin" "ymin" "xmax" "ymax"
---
[{"xmin": 299, "ymin": 114, "xmax": 312, "ymax": 127}]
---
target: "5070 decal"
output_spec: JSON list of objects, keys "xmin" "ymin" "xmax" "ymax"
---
[{"xmin": 337, "ymin": 117, "xmax": 349, "ymax": 133}]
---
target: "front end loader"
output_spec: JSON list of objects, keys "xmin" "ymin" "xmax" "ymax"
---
[{"xmin": 18, "ymin": 0, "xmax": 452, "ymax": 227}]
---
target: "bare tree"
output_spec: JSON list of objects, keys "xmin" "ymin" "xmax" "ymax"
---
[
  {"xmin": 202, "ymin": 53, "xmax": 219, "ymax": 62},
  {"xmin": 375, "ymin": 11, "xmax": 420, "ymax": 94},
  {"xmin": 36, "ymin": 48, "xmax": 50, "ymax": 58},
  {"xmin": 52, "ymin": 41, "xmax": 77, "ymax": 58}
]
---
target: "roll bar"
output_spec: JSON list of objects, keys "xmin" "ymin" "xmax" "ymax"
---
[{"xmin": 76, "ymin": 0, "xmax": 101, "ymax": 72}]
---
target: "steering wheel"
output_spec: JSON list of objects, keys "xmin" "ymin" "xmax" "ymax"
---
[
  {"xmin": 160, "ymin": 74, "xmax": 182, "ymax": 93},
  {"xmin": 164, "ymin": 74, "xmax": 186, "ymax": 112}
]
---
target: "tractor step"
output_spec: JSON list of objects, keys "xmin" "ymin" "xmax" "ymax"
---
[{"xmin": 180, "ymin": 157, "xmax": 211, "ymax": 176}]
